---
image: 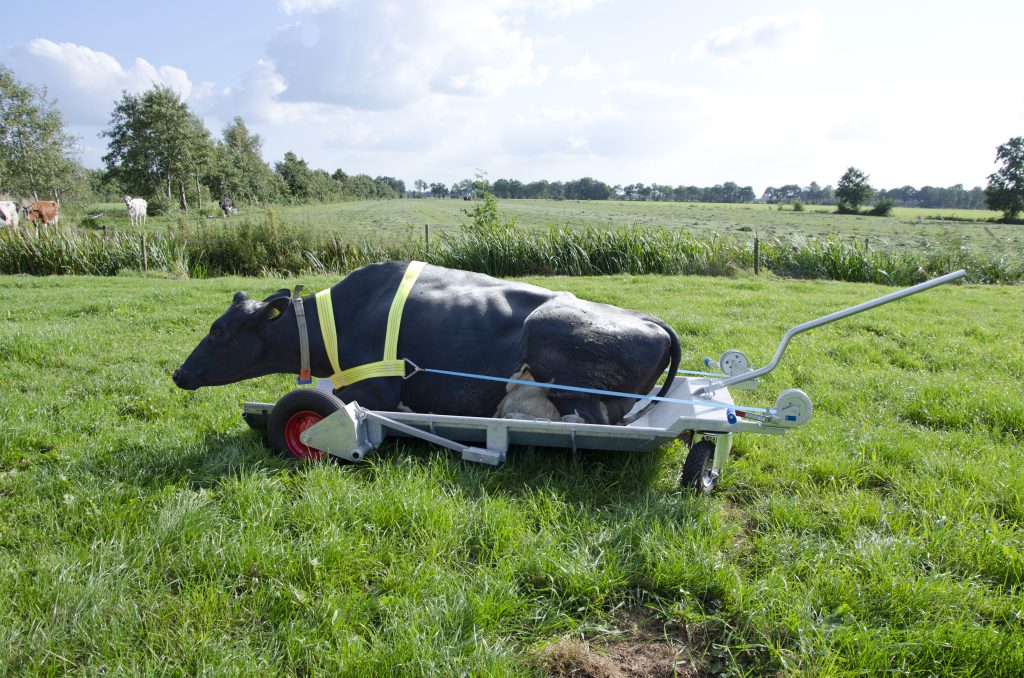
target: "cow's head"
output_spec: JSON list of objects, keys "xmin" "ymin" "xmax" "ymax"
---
[{"xmin": 172, "ymin": 288, "xmax": 293, "ymax": 390}]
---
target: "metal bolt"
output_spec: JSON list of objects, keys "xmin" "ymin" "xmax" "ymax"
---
[{"xmin": 301, "ymin": 434, "xmax": 311, "ymax": 444}]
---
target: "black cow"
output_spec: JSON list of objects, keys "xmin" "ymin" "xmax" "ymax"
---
[
  {"xmin": 220, "ymin": 197, "xmax": 235, "ymax": 217},
  {"xmin": 172, "ymin": 262, "xmax": 680, "ymax": 425}
]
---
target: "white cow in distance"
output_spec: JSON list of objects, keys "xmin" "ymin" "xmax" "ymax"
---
[
  {"xmin": 124, "ymin": 195, "xmax": 147, "ymax": 227},
  {"xmin": 0, "ymin": 200, "xmax": 18, "ymax": 228}
]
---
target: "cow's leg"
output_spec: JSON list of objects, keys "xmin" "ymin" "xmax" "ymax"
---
[
  {"xmin": 520, "ymin": 297, "xmax": 671, "ymax": 425},
  {"xmin": 549, "ymin": 397, "xmax": 609, "ymax": 424}
]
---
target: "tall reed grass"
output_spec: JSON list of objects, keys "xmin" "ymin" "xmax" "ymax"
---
[
  {"xmin": 432, "ymin": 224, "xmax": 747, "ymax": 277},
  {"xmin": 1, "ymin": 211, "xmax": 1020, "ymax": 285}
]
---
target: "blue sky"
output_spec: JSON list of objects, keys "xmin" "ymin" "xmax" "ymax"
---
[{"xmin": 3, "ymin": 0, "xmax": 1021, "ymax": 193}]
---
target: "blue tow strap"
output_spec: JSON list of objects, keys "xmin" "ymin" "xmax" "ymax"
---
[
  {"xmin": 403, "ymin": 362, "xmax": 775, "ymax": 415},
  {"xmin": 671, "ymin": 368, "xmax": 728, "ymax": 378}
]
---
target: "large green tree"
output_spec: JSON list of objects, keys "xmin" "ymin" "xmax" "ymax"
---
[
  {"xmin": 835, "ymin": 166, "xmax": 874, "ymax": 213},
  {"xmin": 985, "ymin": 137, "xmax": 1024, "ymax": 221},
  {"xmin": 207, "ymin": 116, "xmax": 285, "ymax": 205},
  {"xmin": 274, "ymin": 152, "xmax": 347, "ymax": 203},
  {"xmin": 102, "ymin": 85, "xmax": 213, "ymax": 210},
  {"xmin": 274, "ymin": 151, "xmax": 315, "ymax": 201},
  {"xmin": 0, "ymin": 64, "xmax": 84, "ymax": 202}
]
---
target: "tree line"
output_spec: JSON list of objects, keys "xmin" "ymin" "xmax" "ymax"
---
[
  {"xmin": 421, "ymin": 176, "xmax": 988, "ymax": 212},
  {"xmin": 468, "ymin": 178, "xmax": 759, "ymax": 203},
  {"xmin": 0, "ymin": 65, "xmax": 84, "ymax": 203},
  {"xmin": 1, "ymin": 66, "xmax": 401, "ymax": 212},
  {"xmin": 2, "ymin": 64, "xmax": 1022, "ymax": 220},
  {"xmin": 98, "ymin": 85, "xmax": 402, "ymax": 212}
]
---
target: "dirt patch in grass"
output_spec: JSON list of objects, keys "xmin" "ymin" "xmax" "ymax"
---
[{"xmin": 536, "ymin": 607, "xmax": 702, "ymax": 677}]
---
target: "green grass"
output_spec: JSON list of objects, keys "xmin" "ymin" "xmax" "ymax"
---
[
  {"xmin": 1, "ymin": 272, "xmax": 1023, "ymax": 675},
  {"xmin": 79, "ymin": 198, "xmax": 1016, "ymax": 260}
]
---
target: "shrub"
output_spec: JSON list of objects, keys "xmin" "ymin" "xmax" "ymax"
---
[
  {"xmin": 78, "ymin": 215, "xmax": 101, "ymax": 230},
  {"xmin": 462, "ymin": 191, "xmax": 517, "ymax": 236},
  {"xmin": 870, "ymin": 198, "xmax": 895, "ymax": 217},
  {"xmin": 792, "ymin": 200, "xmax": 805, "ymax": 212},
  {"xmin": 146, "ymin": 195, "xmax": 172, "ymax": 216}
]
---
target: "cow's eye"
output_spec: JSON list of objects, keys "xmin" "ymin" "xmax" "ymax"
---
[{"xmin": 210, "ymin": 327, "xmax": 224, "ymax": 339}]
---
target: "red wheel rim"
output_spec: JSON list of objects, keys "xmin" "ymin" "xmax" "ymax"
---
[{"xmin": 283, "ymin": 410, "xmax": 325, "ymax": 460}]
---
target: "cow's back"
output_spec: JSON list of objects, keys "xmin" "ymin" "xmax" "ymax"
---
[
  {"xmin": 28, "ymin": 200, "xmax": 59, "ymax": 225},
  {"xmin": 327, "ymin": 262, "xmax": 556, "ymax": 416}
]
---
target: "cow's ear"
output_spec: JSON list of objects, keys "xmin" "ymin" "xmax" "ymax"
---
[
  {"xmin": 233, "ymin": 291, "xmax": 250, "ymax": 305},
  {"xmin": 258, "ymin": 296, "xmax": 291, "ymax": 323}
]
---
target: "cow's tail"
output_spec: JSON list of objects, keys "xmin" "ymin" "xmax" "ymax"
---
[{"xmin": 621, "ymin": 317, "xmax": 681, "ymax": 425}]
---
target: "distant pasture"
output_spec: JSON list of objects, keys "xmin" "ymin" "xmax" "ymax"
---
[{"xmin": 71, "ymin": 199, "xmax": 1013, "ymax": 260}]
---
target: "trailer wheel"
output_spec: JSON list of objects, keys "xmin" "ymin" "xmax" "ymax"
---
[
  {"xmin": 680, "ymin": 440, "xmax": 718, "ymax": 494},
  {"xmin": 268, "ymin": 389, "xmax": 345, "ymax": 461}
]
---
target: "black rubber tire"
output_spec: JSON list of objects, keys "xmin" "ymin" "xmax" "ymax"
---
[
  {"xmin": 267, "ymin": 389, "xmax": 345, "ymax": 460},
  {"xmin": 680, "ymin": 440, "xmax": 718, "ymax": 494}
]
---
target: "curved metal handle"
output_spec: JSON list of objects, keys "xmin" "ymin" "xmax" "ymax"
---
[{"xmin": 694, "ymin": 269, "xmax": 966, "ymax": 395}]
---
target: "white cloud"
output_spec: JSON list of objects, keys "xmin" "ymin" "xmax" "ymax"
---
[
  {"xmin": 605, "ymin": 81, "xmax": 705, "ymax": 112},
  {"xmin": 500, "ymin": 80, "xmax": 710, "ymax": 159},
  {"xmin": 279, "ymin": 0, "xmax": 339, "ymax": 14},
  {"xmin": 561, "ymin": 54, "xmax": 602, "ymax": 79},
  {"xmin": 217, "ymin": 59, "xmax": 351, "ymax": 126},
  {"xmin": 280, "ymin": 0, "xmax": 606, "ymax": 18},
  {"xmin": 9, "ymin": 39, "xmax": 205, "ymax": 125},
  {"xmin": 265, "ymin": 1, "xmax": 544, "ymax": 110},
  {"xmin": 691, "ymin": 9, "xmax": 826, "ymax": 70},
  {"xmin": 500, "ymin": 0, "xmax": 609, "ymax": 17}
]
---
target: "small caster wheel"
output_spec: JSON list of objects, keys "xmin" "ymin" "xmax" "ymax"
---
[
  {"xmin": 267, "ymin": 389, "xmax": 344, "ymax": 461},
  {"xmin": 719, "ymin": 349, "xmax": 750, "ymax": 376},
  {"xmin": 680, "ymin": 439, "xmax": 718, "ymax": 494},
  {"xmin": 775, "ymin": 389, "xmax": 812, "ymax": 426}
]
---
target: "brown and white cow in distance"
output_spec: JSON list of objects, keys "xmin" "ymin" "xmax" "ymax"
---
[{"xmin": 27, "ymin": 200, "xmax": 60, "ymax": 230}]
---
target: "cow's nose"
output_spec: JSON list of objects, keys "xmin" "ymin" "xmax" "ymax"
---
[{"xmin": 172, "ymin": 369, "xmax": 182, "ymax": 385}]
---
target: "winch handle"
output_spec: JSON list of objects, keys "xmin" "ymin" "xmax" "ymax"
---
[{"xmin": 693, "ymin": 269, "xmax": 967, "ymax": 396}]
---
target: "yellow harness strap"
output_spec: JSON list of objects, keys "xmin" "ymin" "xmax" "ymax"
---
[{"xmin": 315, "ymin": 261, "xmax": 426, "ymax": 389}]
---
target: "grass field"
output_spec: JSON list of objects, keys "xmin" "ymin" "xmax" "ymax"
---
[
  {"xmin": 1, "ymin": 271, "xmax": 1022, "ymax": 675},
  {"xmin": 79, "ymin": 198, "xmax": 1018, "ymax": 260}
]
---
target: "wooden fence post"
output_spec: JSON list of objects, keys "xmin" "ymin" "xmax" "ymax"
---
[
  {"xmin": 425, "ymin": 224, "xmax": 430, "ymax": 254},
  {"xmin": 753, "ymin": 236, "xmax": 760, "ymax": 275},
  {"xmin": 142, "ymin": 232, "xmax": 148, "ymax": 272}
]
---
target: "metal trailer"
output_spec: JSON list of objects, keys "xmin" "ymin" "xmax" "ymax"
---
[{"xmin": 242, "ymin": 270, "xmax": 966, "ymax": 494}]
